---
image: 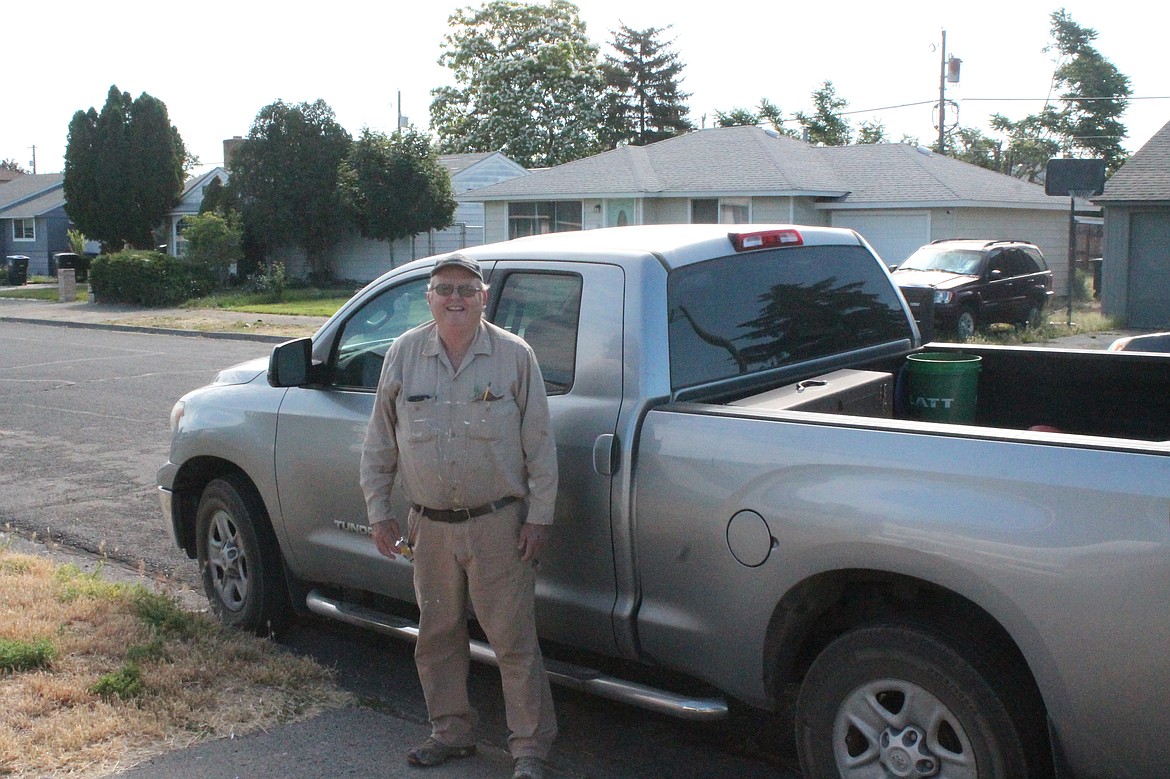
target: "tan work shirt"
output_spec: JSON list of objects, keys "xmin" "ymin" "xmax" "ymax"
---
[{"xmin": 360, "ymin": 319, "xmax": 558, "ymax": 527}]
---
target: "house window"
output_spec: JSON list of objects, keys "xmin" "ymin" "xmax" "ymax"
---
[
  {"xmin": 12, "ymin": 218, "xmax": 35, "ymax": 241},
  {"xmin": 691, "ymin": 199, "xmax": 718, "ymax": 224},
  {"xmin": 174, "ymin": 218, "xmax": 190, "ymax": 257},
  {"xmin": 691, "ymin": 198, "xmax": 749, "ymax": 224},
  {"xmin": 508, "ymin": 201, "xmax": 583, "ymax": 239},
  {"xmin": 720, "ymin": 198, "xmax": 750, "ymax": 224}
]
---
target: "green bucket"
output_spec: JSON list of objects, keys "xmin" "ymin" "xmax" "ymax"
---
[{"xmin": 905, "ymin": 352, "xmax": 982, "ymax": 423}]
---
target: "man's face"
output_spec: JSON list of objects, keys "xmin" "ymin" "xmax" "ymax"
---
[{"xmin": 427, "ymin": 267, "xmax": 486, "ymax": 333}]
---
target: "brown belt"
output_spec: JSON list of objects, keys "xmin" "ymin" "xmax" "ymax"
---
[{"xmin": 412, "ymin": 495, "xmax": 520, "ymax": 523}]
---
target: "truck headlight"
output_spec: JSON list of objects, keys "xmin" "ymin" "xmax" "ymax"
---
[{"xmin": 933, "ymin": 290, "xmax": 953, "ymax": 305}]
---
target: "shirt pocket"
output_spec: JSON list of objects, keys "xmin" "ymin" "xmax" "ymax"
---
[
  {"xmin": 468, "ymin": 395, "xmax": 518, "ymax": 441},
  {"xmin": 405, "ymin": 398, "xmax": 441, "ymax": 442}
]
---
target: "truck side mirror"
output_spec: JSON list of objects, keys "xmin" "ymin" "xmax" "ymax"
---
[{"xmin": 269, "ymin": 338, "xmax": 314, "ymax": 387}]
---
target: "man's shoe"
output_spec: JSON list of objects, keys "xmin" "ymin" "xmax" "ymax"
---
[
  {"xmin": 512, "ymin": 755, "xmax": 546, "ymax": 779},
  {"xmin": 406, "ymin": 737, "xmax": 476, "ymax": 767}
]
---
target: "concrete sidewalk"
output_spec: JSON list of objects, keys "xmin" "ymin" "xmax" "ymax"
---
[{"xmin": 0, "ymin": 290, "xmax": 326, "ymax": 343}]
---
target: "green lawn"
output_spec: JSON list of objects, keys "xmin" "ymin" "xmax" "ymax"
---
[{"xmin": 0, "ymin": 284, "xmax": 89, "ymax": 302}]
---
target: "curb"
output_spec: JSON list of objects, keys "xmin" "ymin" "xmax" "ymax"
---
[{"xmin": 0, "ymin": 315, "xmax": 298, "ymax": 344}]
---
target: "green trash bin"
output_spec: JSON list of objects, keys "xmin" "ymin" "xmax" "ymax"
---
[{"xmin": 905, "ymin": 352, "xmax": 982, "ymax": 423}]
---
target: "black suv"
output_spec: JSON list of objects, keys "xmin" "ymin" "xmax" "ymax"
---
[{"xmin": 892, "ymin": 239, "xmax": 1054, "ymax": 341}]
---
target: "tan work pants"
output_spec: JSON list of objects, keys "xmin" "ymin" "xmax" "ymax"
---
[{"xmin": 410, "ymin": 502, "xmax": 557, "ymax": 759}]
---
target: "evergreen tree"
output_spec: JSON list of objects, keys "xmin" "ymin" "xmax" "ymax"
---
[
  {"xmin": 430, "ymin": 0, "xmax": 606, "ymax": 168},
  {"xmin": 63, "ymin": 85, "xmax": 185, "ymax": 251},
  {"xmin": 602, "ymin": 23, "xmax": 693, "ymax": 147}
]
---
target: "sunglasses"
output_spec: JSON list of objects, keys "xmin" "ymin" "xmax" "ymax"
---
[{"xmin": 429, "ymin": 283, "xmax": 484, "ymax": 298}]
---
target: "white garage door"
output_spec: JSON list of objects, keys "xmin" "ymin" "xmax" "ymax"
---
[{"xmin": 832, "ymin": 212, "xmax": 930, "ymax": 266}]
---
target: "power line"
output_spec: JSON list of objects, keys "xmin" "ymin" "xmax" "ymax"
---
[
  {"xmin": 963, "ymin": 95, "xmax": 1169, "ymax": 102},
  {"xmin": 839, "ymin": 94, "xmax": 1168, "ymax": 118}
]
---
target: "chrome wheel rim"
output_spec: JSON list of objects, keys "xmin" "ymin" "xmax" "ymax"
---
[
  {"xmin": 833, "ymin": 678, "xmax": 977, "ymax": 779},
  {"xmin": 206, "ymin": 508, "xmax": 248, "ymax": 612}
]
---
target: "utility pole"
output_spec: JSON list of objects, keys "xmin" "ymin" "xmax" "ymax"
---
[
  {"xmin": 936, "ymin": 31, "xmax": 961, "ymax": 154},
  {"xmin": 29, "ymin": 145, "xmax": 36, "ymax": 174}
]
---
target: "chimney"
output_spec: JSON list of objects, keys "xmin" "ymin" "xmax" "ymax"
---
[{"xmin": 222, "ymin": 136, "xmax": 244, "ymax": 170}]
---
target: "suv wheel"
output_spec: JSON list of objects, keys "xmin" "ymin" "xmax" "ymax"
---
[
  {"xmin": 955, "ymin": 308, "xmax": 978, "ymax": 341},
  {"xmin": 1021, "ymin": 302, "xmax": 1045, "ymax": 330}
]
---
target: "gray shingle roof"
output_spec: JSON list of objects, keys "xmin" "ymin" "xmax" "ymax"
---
[
  {"xmin": 0, "ymin": 174, "xmax": 65, "ymax": 218},
  {"xmin": 821, "ymin": 143, "xmax": 1061, "ymax": 207},
  {"xmin": 461, "ymin": 125, "xmax": 1063, "ymax": 209},
  {"xmin": 439, "ymin": 152, "xmax": 499, "ymax": 176},
  {"xmin": 1096, "ymin": 119, "xmax": 1170, "ymax": 202}
]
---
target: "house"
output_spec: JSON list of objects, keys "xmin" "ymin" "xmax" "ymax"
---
[
  {"xmin": 0, "ymin": 174, "xmax": 71, "ymax": 276},
  {"xmin": 164, "ymin": 166, "xmax": 230, "ymax": 258},
  {"xmin": 171, "ymin": 149, "xmax": 528, "ymax": 282},
  {"xmin": 284, "ymin": 151, "xmax": 528, "ymax": 282},
  {"xmin": 322, "ymin": 151, "xmax": 528, "ymax": 281},
  {"xmin": 460, "ymin": 125, "xmax": 1079, "ymax": 294},
  {"xmin": 1093, "ymin": 118, "xmax": 1170, "ymax": 328}
]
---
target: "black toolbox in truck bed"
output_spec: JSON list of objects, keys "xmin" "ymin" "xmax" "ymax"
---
[{"xmin": 730, "ymin": 369, "xmax": 893, "ymax": 418}]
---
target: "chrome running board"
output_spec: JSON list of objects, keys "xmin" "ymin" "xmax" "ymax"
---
[{"xmin": 305, "ymin": 589, "xmax": 729, "ymax": 722}]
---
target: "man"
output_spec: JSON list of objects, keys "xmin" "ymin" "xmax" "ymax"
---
[{"xmin": 360, "ymin": 253, "xmax": 558, "ymax": 779}]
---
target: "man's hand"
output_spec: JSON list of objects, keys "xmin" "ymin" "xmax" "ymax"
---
[
  {"xmin": 517, "ymin": 522, "xmax": 550, "ymax": 563},
  {"xmin": 371, "ymin": 518, "xmax": 402, "ymax": 560}
]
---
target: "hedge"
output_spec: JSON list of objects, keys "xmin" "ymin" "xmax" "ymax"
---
[{"xmin": 88, "ymin": 251, "xmax": 217, "ymax": 306}]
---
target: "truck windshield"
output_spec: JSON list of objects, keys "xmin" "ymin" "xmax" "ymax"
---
[{"xmin": 667, "ymin": 245, "xmax": 912, "ymax": 389}]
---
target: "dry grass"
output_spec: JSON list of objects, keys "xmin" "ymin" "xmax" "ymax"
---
[{"xmin": 0, "ymin": 548, "xmax": 353, "ymax": 778}]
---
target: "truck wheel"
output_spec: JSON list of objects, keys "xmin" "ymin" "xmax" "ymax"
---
[
  {"xmin": 955, "ymin": 308, "xmax": 978, "ymax": 341},
  {"xmin": 795, "ymin": 621, "xmax": 1043, "ymax": 779},
  {"xmin": 195, "ymin": 475, "xmax": 292, "ymax": 637}
]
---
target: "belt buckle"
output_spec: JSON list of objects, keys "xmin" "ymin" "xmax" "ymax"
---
[{"xmin": 455, "ymin": 507, "xmax": 473, "ymax": 522}]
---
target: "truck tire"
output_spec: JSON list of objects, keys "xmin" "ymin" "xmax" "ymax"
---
[
  {"xmin": 795, "ymin": 621, "xmax": 1044, "ymax": 779},
  {"xmin": 195, "ymin": 475, "xmax": 292, "ymax": 637},
  {"xmin": 955, "ymin": 308, "xmax": 978, "ymax": 341}
]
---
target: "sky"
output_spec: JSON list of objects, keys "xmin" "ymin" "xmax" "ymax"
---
[{"xmin": 5, "ymin": 0, "xmax": 1168, "ymax": 177}]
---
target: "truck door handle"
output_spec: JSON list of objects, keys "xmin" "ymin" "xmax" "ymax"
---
[{"xmin": 593, "ymin": 434, "xmax": 618, "ymax": 475}]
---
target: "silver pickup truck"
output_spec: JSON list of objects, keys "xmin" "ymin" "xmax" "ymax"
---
[{"xmin": 159, "ymin": 224, "xmax": 1170, "ymax": 778}]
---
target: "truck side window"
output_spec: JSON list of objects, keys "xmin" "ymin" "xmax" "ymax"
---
[
  {"xmin": 331, "ymin": 277, "xmax": 432, "ymax": 390},
  {"xmin": 491, "ymin": 273, "xmax": 583, "ymax": 395},
  {"xmin": 667, "ymin": 245, "xmax": 913, "ymax": 390}
]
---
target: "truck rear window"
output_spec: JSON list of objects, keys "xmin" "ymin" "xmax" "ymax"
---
[{"xmin": 667, "ymin": 245, "xmax": 912, "ymax": 389}]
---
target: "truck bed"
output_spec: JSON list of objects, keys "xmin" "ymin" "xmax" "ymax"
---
[{"xmin": 724, "ymin": 343, "xmax": 1170, "ymax": 442}]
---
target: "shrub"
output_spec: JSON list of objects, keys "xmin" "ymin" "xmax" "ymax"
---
[
  {"xmin": 249, "ymin": 261, "xmax": 287, "ymax": 302},
  {"xmin": 89, "ymin": 250, "xmax": 217, "ymax": 306},
  {"xmin": 0, "ymin": 637, "xmax": 56, "ymax": 673}
]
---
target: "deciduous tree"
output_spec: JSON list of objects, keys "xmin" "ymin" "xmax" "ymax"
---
[
  {"xmin": 227, "ymin": 99, "xmax": 352, "ymax": 279},
  {"xmin": 430, "ymin": 0, "xmax": 606, "ymax": 168},
  {"xmin": 990, "ymin": 10, "xmax": 1131, "ymax": 178},
  {"xmin": 338, "ymin": 129, "xmax": 456, "ymax": 253},
  {"xmin": 795, "ymin": 81, "xmax": 852, "ymax": 146}
]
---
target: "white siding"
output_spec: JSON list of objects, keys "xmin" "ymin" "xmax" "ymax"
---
[
  {"xmin": 946, "ymin": 208, "xmax": 1070, "ymax": 294},
  {"xmin": 831, "ymin": 211, "xmax": 930, "ymax": 266}
]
